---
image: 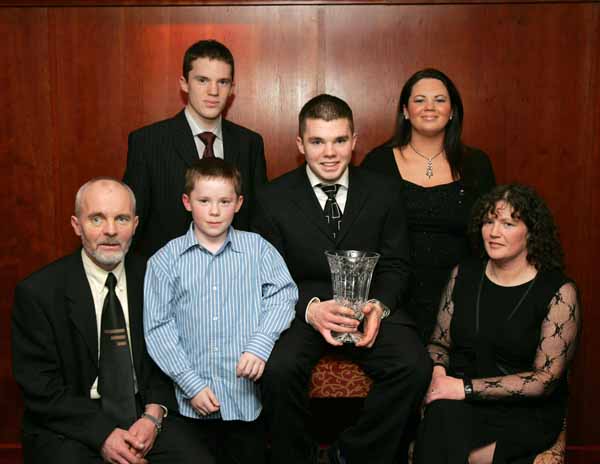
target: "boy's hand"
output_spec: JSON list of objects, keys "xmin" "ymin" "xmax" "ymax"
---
[
  {"xmin": 236, "ymin": 352, "xmax": 265, "ymax": 381},
  {"xmin": 190, "ymin": 387, "xmax": 220, "ymax": 416}
]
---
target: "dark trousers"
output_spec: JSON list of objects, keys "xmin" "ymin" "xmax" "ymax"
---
[
  {"xmin": 23, "ymin": 413, "xmax": 209, "ymax": 464},
  {"xmin": 174, "ymin": 415, "xmax": 266, "ymax": 464},
  {"xmin": 261, "ymin": 317, "xmax": 431, "ymax": 464}
]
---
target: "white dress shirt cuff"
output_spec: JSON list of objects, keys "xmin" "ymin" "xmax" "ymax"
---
[{"xmin": 305, "ymin": 297, "xmax": 321, "ymax": 324}]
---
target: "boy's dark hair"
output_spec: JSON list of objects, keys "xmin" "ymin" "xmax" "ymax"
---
[
  {"xmin": 298, "ymin": 94, "xmax": 354, "ymax": 137},
  {"xmin": 182, "ymin": 40, "xmax": 235, "ymax": 81},
  {"xmin": 184, "ymin": 158, "xmax": 242, "ymax": 196}
]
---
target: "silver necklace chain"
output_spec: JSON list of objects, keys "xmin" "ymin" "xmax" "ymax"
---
[{"xmin": 409, "ymin": 143, "xmax": 444, "ymax": 179}]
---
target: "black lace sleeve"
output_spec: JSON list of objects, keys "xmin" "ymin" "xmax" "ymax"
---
[
  {"xmin": 471, "ymin": 282, "xmax": 580, "ymax": 400},
  {"xmin": 427, "ymin": 266, "xmax": 459, "ymax": 369}
]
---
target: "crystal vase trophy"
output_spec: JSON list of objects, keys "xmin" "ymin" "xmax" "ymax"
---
[{"xmin": 325, "ymin": 250, "xmax": 380, "ymax": 344}]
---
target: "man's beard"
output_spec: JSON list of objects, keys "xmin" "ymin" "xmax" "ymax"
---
[{"xmin": 89, "ymin": 238, "xmax": 132, "ymax": 268}]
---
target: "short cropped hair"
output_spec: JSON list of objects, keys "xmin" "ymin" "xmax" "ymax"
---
[
  {"xmin": 469, "ymin": 184, "xmax": 564, "ymax": 271},
  {"xmin": 299, "ymin": 94, "xmax": 354, "ymax": 137},
  {"xmin": 75, "ymin": 177, "xmax": 136, "ymax": 217},
  {"xmin": 184, "ymin": 158, "xmax": 242, "ymax": 196},
  {"xmin": 182, "ymin": 40, "xmax": 235, "ymax": 81}
]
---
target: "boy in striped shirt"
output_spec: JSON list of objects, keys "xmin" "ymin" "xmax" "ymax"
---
[{"xmin": 144, "ymin": 158, "xmax": 297, "ymax": 464}]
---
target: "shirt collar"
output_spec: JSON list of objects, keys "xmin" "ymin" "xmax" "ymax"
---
[
  {"xmin": 305, "ymin": 164, "xmax": 349, "ymax": 190},
  {"xmin": 179, "ymin": 223, "xmax": 242, "ymax": 256},
  {"xmin": 81, "ymin": 248, "xmax": 126, "ymax": 292},
  {"xmin": 184, "ymin": 107, "xmax": 223, "ymax": 140}
]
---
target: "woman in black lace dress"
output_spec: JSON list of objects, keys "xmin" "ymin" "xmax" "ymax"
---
[
  {"xmin": 415, "ymin": 184, "xmax": 580, "ymax": 464},
  {"xmin": 362, "ymin": 68, "xmax": 495, "ymax": 342}
]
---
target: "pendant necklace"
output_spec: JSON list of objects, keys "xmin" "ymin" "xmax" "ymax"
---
[{"xmin": 409, "ymin": 143, "xmax": 444, "ymax": 179}]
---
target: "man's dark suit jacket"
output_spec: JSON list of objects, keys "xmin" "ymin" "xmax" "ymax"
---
[
  {"xmin": 11, "ymin": 252, "xmax": 177, "ymax": 451},
  {"xmin": 124, "ymin": 110, "xmax": 267, "ymax": 257},
  {"xmin": 253, "ymin": 164, "xmax": 413, "ymax": 324}
]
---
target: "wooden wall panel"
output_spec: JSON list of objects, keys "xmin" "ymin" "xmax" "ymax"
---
[
  {"xmin": 569, "ymin": 2, "xmax": 600, "ymax": 445},
  {"xmin": 0, "ymin": 8, "xmax": 55, "ymax": 442},
  {"xmin": 1, "ymin": 1, "xmax": 599, "ymax": 455}
]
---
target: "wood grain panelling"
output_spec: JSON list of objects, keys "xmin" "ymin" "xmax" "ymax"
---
[
  {"xmin": 569, "ymin": 2, "xmax": 600, "ymax": 445},
  {"xmin": 1, "ymin": 8, "xmax": 55, "ymax": 442},
  {"xmin": 1, "ymin": 2, "xmax": 599, "ymax": 455}
]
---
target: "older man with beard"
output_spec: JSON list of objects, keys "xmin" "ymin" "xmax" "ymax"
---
[{"xmin": 12, "ymin": 177, "xmax": 201, "ymax": 464}]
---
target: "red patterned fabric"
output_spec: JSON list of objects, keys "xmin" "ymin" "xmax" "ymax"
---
[{"xmin": 309, "ymin": 354, "xmax": 373, "ymax": 398}]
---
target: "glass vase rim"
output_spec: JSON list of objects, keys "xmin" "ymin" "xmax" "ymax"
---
[{"xmin": 325, "ymin": 250, "xmax": 381, "ymax": 259}]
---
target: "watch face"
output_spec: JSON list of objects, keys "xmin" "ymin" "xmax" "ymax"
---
[{"xmin": 464, "ymin": 382, "xmax": 473, "ymax": 397}]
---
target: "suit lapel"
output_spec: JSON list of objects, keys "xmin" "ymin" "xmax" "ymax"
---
[
  {"xmin": 290, "ymin": 167, "xmax": 335, "ymax": 242},
  {"xmin": 65, "ymin": 253, "xmax": 98, "ymax": 366},
  {"xmin": 172, "ymin": 110, "xmax": 200, "ymax": 168},
  {"xmin": 222, "ymin": 119, "xmax": 240, "ymax": 166},
  {"xmin": 336, "ymin": 167, "xmax": 369, "ymax": 244}
]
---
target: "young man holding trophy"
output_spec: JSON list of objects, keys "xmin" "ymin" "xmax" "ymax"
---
[{"xmin": 252, "ymin": 94, "xmax": 431, "ymax": 464}]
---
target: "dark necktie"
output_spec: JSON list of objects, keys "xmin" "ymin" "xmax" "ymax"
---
[
  {"xmin": 199, "ymin": 131, "xmax": 216, "ymax": 159},
  {"xmin": 98, "ymin": 273, "xmax": 137, "ymax": 427},
  {"xmin": 318, "ymin": 184, "xmax": 343, "ymax": 238}
]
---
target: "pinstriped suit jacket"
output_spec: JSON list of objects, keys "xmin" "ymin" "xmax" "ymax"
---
[{"xmin": 124, "ymin": 110, "xmax": 267, "ymax": 257}]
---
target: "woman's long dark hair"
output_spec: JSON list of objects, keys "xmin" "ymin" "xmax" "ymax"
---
[{"xmin": 388, "ymin": 68, "xmax": 465, "ymax": 179}]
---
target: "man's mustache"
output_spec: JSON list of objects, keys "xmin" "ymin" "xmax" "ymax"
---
[{"xmin": 98, "ymin": 240, "xmax": 122, "ymax": 247}]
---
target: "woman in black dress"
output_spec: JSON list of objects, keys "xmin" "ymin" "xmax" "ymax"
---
[
  {"xmin": 362, "ymin": 68, "xmax": 495, "ymax": 342},
  {"xmin": 415, "ymin": 184, "xmax": 580, "ymax": 464}
]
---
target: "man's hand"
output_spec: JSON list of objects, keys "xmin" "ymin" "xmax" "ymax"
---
[
  {"xmin": 236, "ymin": 352, "xmax": 266, "ymax": 381},
  {"xmin": 355, "ymin": 301, "xmax": 383, "ymax": 348},
  {"xmin": 101, "ymin": 428, "xmax": 147, "ymax": 464},
  {"xmin": 424, "ymin": 374, "xmax": 465, "ymax": 405},
  {"xmin": 127, "ymin": 404, "xmax": 163, "ymax": 457},
  {"xmin": 190, "ymin": 387, "xmax": 220, "ymax": 416},
  {"xmin": 127, "ymin": 419, "xmax": 157, "ymax": 458},
  {"xmin": 307, "ymin": 299, "xmax": 359, "ymax": 346}
]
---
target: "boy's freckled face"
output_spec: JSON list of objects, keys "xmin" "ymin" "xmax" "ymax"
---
[{"xmin": 182, "ymin": 177, "xmax": 243, "ymax": 247}]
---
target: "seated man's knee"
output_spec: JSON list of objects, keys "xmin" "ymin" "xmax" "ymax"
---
[
  {"xmin": 402, "ymin": 344, "xmax": 432, "ymax": 393},
  {"xmin": 263, "ymin": 348, "xmax": 308, "ymax": 389}
]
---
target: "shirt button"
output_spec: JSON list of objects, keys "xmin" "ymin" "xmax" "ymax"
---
[
  {"xmin": 212, "ymin": 286, "xmax": 217, "ymax": 291},
  {"xmin": 214, "ymin": 347, "xmax": 219, "ymax": 352},
  {"xmin": 213, "ymin": 316, "xmax": 219, "ymax": 321}
]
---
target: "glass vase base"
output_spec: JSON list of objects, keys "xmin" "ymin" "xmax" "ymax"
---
[{"xmin": 332, "ymin": 331, "xmax": 363, "ymax": 344}]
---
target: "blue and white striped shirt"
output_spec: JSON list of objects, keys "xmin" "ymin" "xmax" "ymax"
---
[{"xmin": 144, "ymin": 225, "xmax": 297, "ymax": 421}]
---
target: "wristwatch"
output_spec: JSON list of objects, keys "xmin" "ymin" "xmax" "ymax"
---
[
  {"xmin": 366, "ymin": 299, "xmax": 391, "ymax": 319},
  {"xmin": 141, "ymin": 412, "xmax": 163, "ymax": 433},
  {"xmin": 463, "ymin": 377, "xmax": 474, "ymax": 401}
]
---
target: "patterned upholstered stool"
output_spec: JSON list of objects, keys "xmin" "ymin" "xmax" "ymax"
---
[{"xmin": 309, "ymin": 353, "xmax": 372, "ymax": 398}]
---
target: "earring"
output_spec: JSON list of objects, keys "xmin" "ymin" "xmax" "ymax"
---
[{"xmin": 449, "ymin": 115, "xmax": 453, "ymax": 120}]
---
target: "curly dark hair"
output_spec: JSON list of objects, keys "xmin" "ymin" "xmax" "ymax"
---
[{"xmin": 469, "ymin": 184, "xmax": 564, "ymax": 271}]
